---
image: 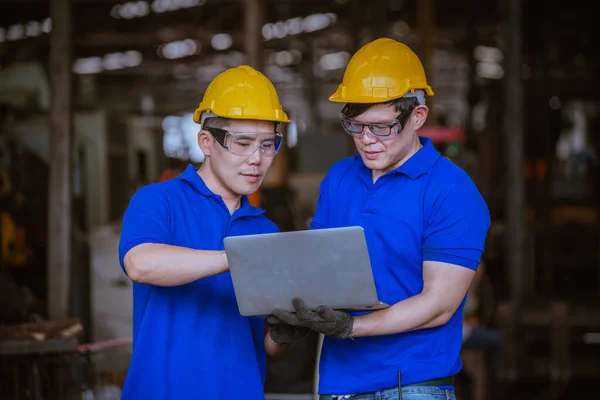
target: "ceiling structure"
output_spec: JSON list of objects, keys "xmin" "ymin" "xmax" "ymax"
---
[{"xmin": 0, "ymin": 0, "xmax": 597, "ymax": 116}]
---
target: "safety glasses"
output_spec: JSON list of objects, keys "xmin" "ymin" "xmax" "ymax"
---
[
  {"xmin": 205, "ymin": 127, "xmax": 283, "ymax": 157},
  {"xmin": 339, "ymin": 98, "xmax": 419, "ymax": 141}
]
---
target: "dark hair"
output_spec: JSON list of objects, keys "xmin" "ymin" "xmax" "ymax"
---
[
  {"xmin": 203, "ymin": 116, "xmax": 278, "ymax": 132},
  {"xmin": 202, "ymin": 117, "xmax": 230, "ymax": 130},
  {"xmin": 342, "ymin": 97, "xmax": 419, "ymax": 119}
]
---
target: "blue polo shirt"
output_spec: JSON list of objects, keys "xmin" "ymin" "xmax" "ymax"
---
[
  {"xmin": 311, "ymin": 137, "xmax": 490, "ymax": 395},
  {"xmin": 118, "ymin": 165, "xmax": 278, "ymax": 400}
]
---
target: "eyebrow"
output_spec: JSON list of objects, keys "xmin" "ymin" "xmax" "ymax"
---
[
  {"xmin": 352, "ymin": 118, "xmax": 396, "ymax": 124},
  {"xmin": 233, "ymin": 135, "xmax": 257, "ymax": 141}
]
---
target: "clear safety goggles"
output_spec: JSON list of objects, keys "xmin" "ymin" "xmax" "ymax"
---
[
  {"xmin": 206, "ymin": 127, "xmax": 283, "ymax": 157},
  {"xmin": 339, "ymin": 97, "xmax": 419, "ymax": 141}
]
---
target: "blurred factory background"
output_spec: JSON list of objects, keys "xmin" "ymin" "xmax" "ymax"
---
[{"xmin": 0, "ymin": 0, "xmax": 599, "ymax": 399}]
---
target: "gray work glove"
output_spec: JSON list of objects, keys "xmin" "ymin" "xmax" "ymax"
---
[
  {"xmin": 266, "ymin": 314, "xmax": 311, "ymax": 345},
  {"xmin": 272, "ymin": 297, "xmax": 354, "ymax": 339}
]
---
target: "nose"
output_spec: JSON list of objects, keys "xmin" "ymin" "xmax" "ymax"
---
[
  {"xmin": 246, "ymin": 144, "xmax": 263, "ymax": 165},
  {"xmin": 360, "ymin": 127, "xmax": 377, "ymax": 145}
]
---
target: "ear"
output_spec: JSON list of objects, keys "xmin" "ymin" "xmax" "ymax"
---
[
  {"xmin": 198, "ymin": 130, "xmax": 213, "ymax": 156},
  {"xmin": 412, "ymin": 105, "xmax": 429, "ymax": 130}
]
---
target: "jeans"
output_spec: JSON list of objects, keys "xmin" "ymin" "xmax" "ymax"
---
[{"xmin": 320, "ymin": 385, "xmax": 456, "ymax": 400}]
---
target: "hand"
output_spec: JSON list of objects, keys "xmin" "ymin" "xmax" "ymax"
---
[
  {"xmin": 273, "ymin": 297, "xmax": 354, "ymax": 339},
  {"xmin": 266, "ymin": 314, "xmax": 311, "ymax": 345}
]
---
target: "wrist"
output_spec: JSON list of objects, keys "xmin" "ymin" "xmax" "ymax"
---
[
  {"xmin": 350, "ymin": 315, "xmax": 368, "ymax": 338},
  {"xmin": 216, "ymin": 250, "xmax": 229, "ymax": 273}
]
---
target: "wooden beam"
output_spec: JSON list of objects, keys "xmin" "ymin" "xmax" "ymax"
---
[
  {"xmin": 418, "ymin": 0, "xmax": 436, "ymax": 123},
  {"xmin": 504, "ymin": 0, "xmax": 526, "ymax": 306},
  {"xmin": 48, "ymin": 0, "xmax": 73, "ymax": 320},
  {"xmin": 243, "ymin": 0, "xmax": 265, "ymax": 70}
]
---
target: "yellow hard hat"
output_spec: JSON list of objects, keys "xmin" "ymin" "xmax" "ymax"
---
[
  {"xmin": 193, "ymin": 65, "xmax": 290, "ymax": 124},
  {"xmin": 329, "ymin": 38, "xmax": 434, "ymax": 104}
]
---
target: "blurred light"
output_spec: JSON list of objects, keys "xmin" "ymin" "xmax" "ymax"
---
[
  {"xmin": 122, "ymin": 50, "xmax": 144, "ymax": 67},
  {"xmin": 302, "ymin": 14, "xmax": 330, "ymax": 32},
  {"xmin": 119, "ymin": 1, "xmax": 150, "ymax": 19},
  {"xmin": 285, "ymin": 18, "xmax": 303, "ymax": 35},
  {"xmin": 162, "ymin": 113, "xmax": 205, "ymax": 163},
  {"xmin": 140, "ymin": 94, "xmax": 155, "ymax": 115},
  {"xmin": 319, "ymin": 51, "xmax": 350, "ymax": 71},
  {"xmin": 73, "ymin": 50, "xmax": 142, "ymax": 74},
  {"xmin": 41, "ymin": 18, "xmax": 52, "ymax": 33},
  {"xmin": 196, "ymin": 64, "xmax": 227, "ymax": 82},
  {"xmin": 272, "ymin": 22, "xmax": 288, "ymax": 39},
  {"xmin": 326, "ymin": 13, "xmax": 338, "ymax": 24},
  {"xmin": 7, "ymin": 24, "xmax": 24, "ymax": 41},
  {"xmin": 274, "ymin": 51, "xmax": 292, "ymax": 67},
  {"xmin": 162, "ymin": 115, "xmax": 181, "ymax": 130},
  {"xmin": 270, "ymin": 49, "xmax": 302, "ymax": 67},
  {"xmin": 211, "ymin": 33, "xmax": 232, "ymax": 51},
  {"xmin": 476, "ymin": 61, "xmax": 504, "ymax": 79},
  {"xmin": 152, "ymin": 0, "xmax": 203, "ymax": 14},
  {"xmin": 287, "ymin": 120, "xmax": 298, "ymax": 148},
  {"xmin": 474, "ymin": 45, "xmax": 503, "ymax": 63},
  {"xmin": 158, "ymin": 39, "xmax": 200, "ymax": 60},
  {"xmin": 25, "ymin": 21, "xmax": 42, "ymax": 37},
  {"xmin": 0, "ymin": 18, "xmax": 51, "ymax": 42},
  {"xmin": 391, "ymin": 20, "xmax": 410, "ymax": 37},
  {"xmin": 263, "ymin": 13, "xmax": 337, "ymax": 41},
  {"xmin": 111, "ymin": 0, "xmax": 204, "ymax": 19},
  {"xmin": 73, "ymin": 57, "xmax": 103, "ymax": 74},
  {"xmin": 103, "ymin": 53, "xmax": 125, "ymax": 70},
  {"xmin": 583, "ymin": 333, "xmax": 600, "ymax": 344},
  {"xmin": 261, "ymin": 24, "xmax": 273, "ymax": 40},
  {"xmin": 549, "ymin": 96, "xmax": 561, "ymax": 110}
]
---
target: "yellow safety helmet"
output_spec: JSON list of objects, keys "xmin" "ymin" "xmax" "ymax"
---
[
  {"xmin": 329, "ymin": 38, "xmax": 434, "ymax": 104},
  {"xmin": 193, "ymin": 65, "xmax": 290, "ymax": 124}
]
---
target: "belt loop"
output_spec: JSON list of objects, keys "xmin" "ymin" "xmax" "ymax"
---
[{"xmin": 397, "ymin": 370, "xmax": 403, "ymax": 400}]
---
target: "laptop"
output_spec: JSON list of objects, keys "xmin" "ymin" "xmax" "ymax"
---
[{"xmin": 223, "ymin": 226, "xmax": 388, "ymax": 317}]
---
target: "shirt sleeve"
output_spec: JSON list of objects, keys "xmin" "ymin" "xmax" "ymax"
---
[
  {"xmin": 119, "ymin": 184, "xmax": 171, "ymax": 272},
  {"xmin": 309, "ymin": 173, "xmax": 331, "ymax": 230},
  {"xmin": 422, "ymin": 183, "xmax": 490, "ymax": 270}
]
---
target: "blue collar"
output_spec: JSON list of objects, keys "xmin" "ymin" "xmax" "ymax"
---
[
  {"xmin": 179, "ymin": 164, "xmax": 264, "ymax": 216},
  {"xmin": 397, "ymin": 137, "xmax": 441, "ymax": 179},
  {"xmin": 180, "ymin": 164, "xmax": 216, "ymax": 197},
  {"xmin": 359, "ymin": 136, "xmax": 440, "ymax": 182}
]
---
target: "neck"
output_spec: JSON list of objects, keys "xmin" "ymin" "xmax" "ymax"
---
[
  {"xmin": 372, "ymin": 135, "xmax": 423, "ymax": 183},
  {"xmin": 197, "ymin": 163, "xmax": 242, "ymax": 215}
]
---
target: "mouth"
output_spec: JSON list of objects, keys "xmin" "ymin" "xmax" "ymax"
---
[
  {"xmin": 362, "ymin": 149, "xmax": 382, "ymax": 160},
  {"xmin": 240, "ymin": 173, "xmax": 262, "ymax": 183}
]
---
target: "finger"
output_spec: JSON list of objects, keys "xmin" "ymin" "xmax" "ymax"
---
[
  {"xmin": 316, "ymin": 305, "xmax": 335, "ymax": 319},
  {"xmin": 266, "ymin": 314, "xmax": 282, "ymax": 325},
  {"xmin": 272, "ymin": 309, "xmax": 303, "ymax": 326},
  {"xmin": 292, "ymin": 298, "xmax": 315, "ymax": 320}
]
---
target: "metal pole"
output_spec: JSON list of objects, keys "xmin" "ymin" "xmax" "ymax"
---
[
  {"xmin": 244, "ymin": 0, "xmax": 265, "ymax": 71},
  {"xmin": 504, "ymin": 0, "xmax": 526, "ymax": 306},
  {"xmin": 48, "ymin": 0, "xmax": 73, "ymax": 320}
]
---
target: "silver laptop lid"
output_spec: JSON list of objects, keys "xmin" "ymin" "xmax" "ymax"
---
[{"xmin": 224, "ymin": 226, "xmax": 382, "ymax": 316}]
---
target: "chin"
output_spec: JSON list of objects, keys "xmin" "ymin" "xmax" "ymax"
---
[
  {"xmin": 360, "ymin": 155, "xmax": 389, "ymax": 171},
  {"xmin": 235, "ymin": 182, "xmax": 262, "ymax": 196}
]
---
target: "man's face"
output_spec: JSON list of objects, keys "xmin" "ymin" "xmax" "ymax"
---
[
  {"xmin": 349, "ymin": 103, "xmax": 425, "ymax": 175},
  {"xmin": 202, "ymin": 119, "xmax": 278, "ymax": 196}
]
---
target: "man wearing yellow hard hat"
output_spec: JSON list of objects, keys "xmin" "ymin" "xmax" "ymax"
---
[
  {"xmin": 119, "ymin": 65, "xmax": 296, "ymax": 399},
  {"xmin": 272, "ymin": 38, "xmax": 491, "ymax": 399}
]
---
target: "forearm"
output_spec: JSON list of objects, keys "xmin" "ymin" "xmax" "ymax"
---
[
  {"xmin": 124, "ymin": 243, "xmax": 228, "ymax": 286},
  {"xmin": 351, "ymin": 292, "xmax": 453, "ymax": 337}
]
